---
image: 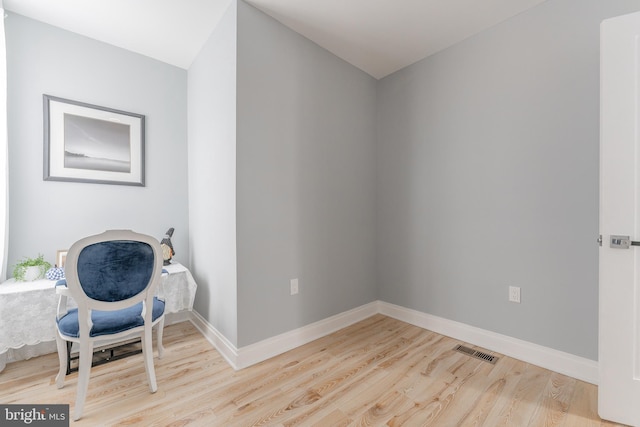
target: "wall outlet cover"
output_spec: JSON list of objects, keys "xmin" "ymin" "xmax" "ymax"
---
[{"xmin": 509, "ymin": 286, "xmax": 521, "ymax": 303}]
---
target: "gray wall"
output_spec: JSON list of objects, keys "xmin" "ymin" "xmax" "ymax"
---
[
  {"xmin": 8, "ymin": 0, "xmax": 638, "ymax": 362},
  {"xmin": 5, "ymin": 13, "xmax": 189, "ymax": 278},
  {"xmin": 236, "ymin": 1, "xmax": 378, "ymax": 347},
  {"xmin": 188, "ymin": 1, "xmax": 238, "ymax": 345},
  {"xmin": 377, "ymin": 0, "xmax": 640, "ymax": 360}
]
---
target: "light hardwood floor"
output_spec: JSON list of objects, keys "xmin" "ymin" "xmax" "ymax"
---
[{"xmin": 0, "ymin": 315, "xmax": 628, "ymax": 426}]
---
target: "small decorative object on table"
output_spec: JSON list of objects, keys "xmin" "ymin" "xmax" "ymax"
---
[
  {"xmin": 46, "ymin": 265, "xmax": 65, "ymax": 280},
  {"xmin": 160, "ymin": 227, "xmax": 175, "ymax": 265},
  {"xmin": 12, "ymin": 254, "xmax": 52, "ymax": 282}
]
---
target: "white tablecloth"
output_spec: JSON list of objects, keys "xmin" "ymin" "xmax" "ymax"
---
[
  {"xmin": 0, "ymin": 279, "xmax": 60, "ymax": 371},
  {"xmin": 0, "ymin": 262, "xmax": 197, "ymax": 371},
  {"xmin": 157, "ymin": 262, "xmax": 198, "ymax": 313}
]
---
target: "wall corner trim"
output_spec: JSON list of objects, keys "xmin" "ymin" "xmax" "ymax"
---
[
  {"xmin": 190, "ymin": 310, "xmax": 239, "ymax": 368},
  {"xmin": 190, "ymin": 301, "xmax": 598, "ymax": 384}
]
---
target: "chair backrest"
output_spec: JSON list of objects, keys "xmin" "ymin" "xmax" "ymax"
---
[{"xmin": 64, "ymin": 230, "xmax": 163, "ymax": 313}]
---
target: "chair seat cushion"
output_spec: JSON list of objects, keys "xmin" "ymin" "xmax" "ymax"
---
[{"xmin": 57, "ymin": 297, "xmax": 165, "ymax": 338}]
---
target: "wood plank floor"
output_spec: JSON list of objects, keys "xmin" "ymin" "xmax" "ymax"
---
[{"xmin": 0, "ymin": 315, "xmax": 628, "ymax": 426}]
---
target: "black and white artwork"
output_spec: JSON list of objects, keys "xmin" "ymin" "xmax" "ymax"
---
[
  {"xmin": 64, "ymin": 114, "xmax": 131, "ymax": 173},
  {"xmin": 44, "ymin": 95, "xmax": 145, "ymax": 186}
]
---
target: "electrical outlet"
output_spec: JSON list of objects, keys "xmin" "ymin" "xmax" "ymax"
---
[
  {"xmin": 509, "ymin": 286, "xmax": 521, "ymax": 303},
  {"xmin": 290, "ymin": 278, "xmax": 299, "ymax": 295}
]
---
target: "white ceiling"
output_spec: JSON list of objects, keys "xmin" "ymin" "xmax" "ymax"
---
[
  {"xmin": 3, "ymin": 0, "xmax": 549, "ymax": 79},
  {"xmin": 246, "ymin": 0, "xmax": 548, "ymax": 78},
  {"xmin": 2, "ymin": 0, "xmax": 233, "ymax": 70}
]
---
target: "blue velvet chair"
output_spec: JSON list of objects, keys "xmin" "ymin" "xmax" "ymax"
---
[{"xmin": 54, "ymin": 230, "xmax": 165, "ymax": 421}]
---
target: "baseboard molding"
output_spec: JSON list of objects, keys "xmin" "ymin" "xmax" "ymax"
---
[
  {"xmin": 239, "ymin": 302, "xmax": 381, "ymax": 369},
  {"xmin": 190, "ymin": 302, "xmax": 380, "ymax": 370},
  {"xmin": 377, "ymin": 301, "xmax": 598, "ymax": 385},
  {"xmin": 190, "ymin": 301, "xmax": 599, "ymax": 384},
  {"xmin": 189, "ymin": 310, "xmax": 239, "ymax": 369}
]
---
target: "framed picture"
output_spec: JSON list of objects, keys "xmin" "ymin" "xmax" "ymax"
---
[
  {"xmin": 43, "ymin": 95, "xmax": 145, "ymax": 186},
  {"xmin": 56, "ymin": 250, "xmax": 68, "ymax": 268}
]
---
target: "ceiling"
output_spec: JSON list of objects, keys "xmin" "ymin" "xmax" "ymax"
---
[{"xmin": 3, "ymin": 0, "xmax": 549, "ymax": 79}]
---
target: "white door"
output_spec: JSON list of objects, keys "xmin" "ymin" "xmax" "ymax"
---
[{"xmin": 600, "ymin": 10, "xmax": 640, "ymax": 427}]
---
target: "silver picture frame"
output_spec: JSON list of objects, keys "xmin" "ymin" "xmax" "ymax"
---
[{"xmin": 43, "ymin": 94, "xmax": 145, "ymax": 186}]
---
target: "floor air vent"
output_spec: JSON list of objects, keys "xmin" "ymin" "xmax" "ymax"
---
[{"xmin": 454, "ymin": 344, "xmax": 499, "ymax": 364}]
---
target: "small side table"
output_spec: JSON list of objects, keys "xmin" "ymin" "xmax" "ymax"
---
[{"xmin": 158, "ymin": 262, "xmax": 197, "ymax": 313}]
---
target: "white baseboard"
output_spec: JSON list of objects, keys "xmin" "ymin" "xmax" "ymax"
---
[
  {"xmin": 377, "ymin": 301, "xmax": 598, "ymax": 385},
  {"xmin": 190, "ymin": 302, "xmax": 379, "ymax": 370},
  {"xmin": 189, "ymin": 310, "xmax": 239, "ymax": 369},
  {"xmin": 235, "ymin": 302, "xmax": 380, "ymax": 369},
  {"xmin": 189, "ymin": 301, "xmax": 599, "ymax": 384}
]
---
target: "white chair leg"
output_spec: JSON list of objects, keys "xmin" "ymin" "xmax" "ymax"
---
[
  {"xmin": 73, "ymin": 340, "xmax": 93, "ymax": 421},
  {"xmin": 54, "ymin": 334, "xmax": 67, "ymax": 389},
  {"xmin": 142, "ymin": 326, "xmax": 158, "ymax": 393},
  {"xmin": 156, "ymin": 317, "xmax": 165, "ymax": 359}
]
